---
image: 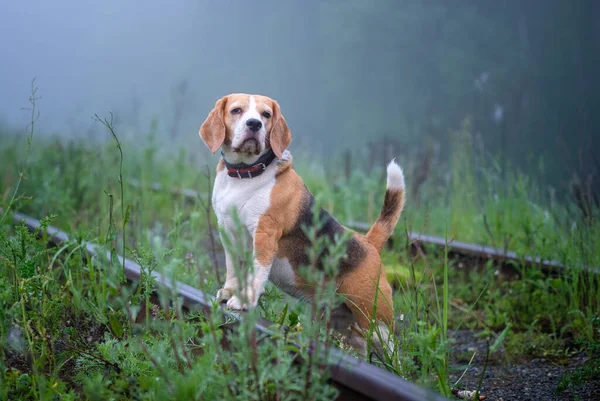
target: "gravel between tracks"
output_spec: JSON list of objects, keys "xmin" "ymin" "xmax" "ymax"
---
[{"xmin": 449, "ymin": 330, "xmax": 600, "ymax": 401}]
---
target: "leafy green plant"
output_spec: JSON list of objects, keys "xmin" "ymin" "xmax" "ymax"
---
[
  {"xmin": 556, "ymin": 315, "xmax": 600, "ymax": 394},
  {"xmin": 1, "ymin": 101, "xmax": 600, "ymax": 400}
]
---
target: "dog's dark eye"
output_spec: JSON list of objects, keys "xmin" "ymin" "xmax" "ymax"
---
[
  {"xmin": 231, "ymin": 108, "xmax": 242, "ymax": 115},
  {"xmin": 262, "ymin": 111, "xmax": 271, "ymax": 119}
]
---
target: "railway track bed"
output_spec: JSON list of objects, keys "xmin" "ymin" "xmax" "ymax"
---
[
  {"xmin": 5, "ymin": 211, "xmax": 449, "ymax": 401},
  {"xmin": 448, "ymin": 329, "xmax": 599, "ymax": 400},
  {"xmin": 3, "ymin": 201, "xmax": 598, "ymax": 400}
]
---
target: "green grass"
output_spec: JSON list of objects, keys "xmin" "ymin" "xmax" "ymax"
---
[
  {"xmin": 0, "ymin": 217, "xmax": 340, "ymax": 400},
  {"xmin": 0, "ymin": 134, "xmax": 343, "ymax": 400},
  {"xmin": 1, "ymin": 108, "xmax": 599, "ymax": 399}
]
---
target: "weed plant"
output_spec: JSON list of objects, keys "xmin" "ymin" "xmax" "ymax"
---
[
  {"xmin": 1, "ymin": 99, "xmax": 599, "ymax": 397},
  {"xmin": 0, "ymin": 140, "xmax": 344, "ymax": 400}
]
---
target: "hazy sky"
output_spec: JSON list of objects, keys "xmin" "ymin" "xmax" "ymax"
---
[
  {"xmin": 2, "ymin": 1, "xmax": 598, "ymax": 182},
  {"xmin": 0, "ymin": 1, "xmax": 317, "ymax": 143}
]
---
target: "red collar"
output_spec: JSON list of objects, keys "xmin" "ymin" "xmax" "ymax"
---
[{"xmin": 221, "ymin": 149, "xmax": 277, "ymax": 179}]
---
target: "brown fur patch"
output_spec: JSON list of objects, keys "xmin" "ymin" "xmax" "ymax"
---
[
  {"xmin": 366, "ymin": 188, "xmax": 405, "ymax": 252},
  {"xmin": 267, "ymin": 101, "xmax": 291, "ymax": 159},
  {"xmin": 255, "ymin": 162, "xmax": 393, "ymax": 331},
  {"xmin": 199, "ymin": 97, "xmax": 229, "ymax": 153},
  {"xmin": 254, "ymin": 218, "xmax": 282, "ymax": 267},
  {"xmin": 336, "ymin": 235, "xmax": 394, "ymax": 329},
  {"xmin": 253, "ymin": 165, "xmax": 305, "ymax": 267}
]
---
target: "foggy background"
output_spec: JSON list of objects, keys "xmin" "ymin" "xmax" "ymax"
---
[{"xmin": 1, "ymin": 0, "xmax": 599, "ymax": 187}]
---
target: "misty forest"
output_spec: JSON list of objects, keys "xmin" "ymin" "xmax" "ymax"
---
[{"xmin": 1, "ymin": 1, "xmax": 599, "ymax": 400}]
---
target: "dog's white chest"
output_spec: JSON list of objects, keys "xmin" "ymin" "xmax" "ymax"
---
[{"xmin": 212, "ymin": 167, "xmax": 276, "ymax": 235}]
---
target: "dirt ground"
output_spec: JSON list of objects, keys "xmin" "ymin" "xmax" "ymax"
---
[{"xmin": 449, "ymin": 330, "xmax": 600, "ymax": 401}]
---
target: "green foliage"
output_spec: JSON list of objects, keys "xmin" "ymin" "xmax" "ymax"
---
[
  {"xmin": 1, "ymin": 110, "xmax": 599, "ymax": 398},
  {"xmin": 449, "ymin": 118, "xmax": 477, "ymax": 239},
  {"xmin": 0, "ymin": 132, "xmax": 341, "ymax": 401},
  {"xmin": 318, "ymin": 1, "xmax": 599, "ymax": 185},
  {"xmin": 556, "ymin": 315, "xmax": 600, "ymax": 394}
]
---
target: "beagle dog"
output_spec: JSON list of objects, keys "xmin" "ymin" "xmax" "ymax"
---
[{"xmin": 199, "ymin": 94, "xmax": 405, "ymax": 352}]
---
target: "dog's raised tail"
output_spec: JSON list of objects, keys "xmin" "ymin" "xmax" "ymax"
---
[{"xmin": 365, "ymin": 160, "xmax": 406, "ymax": 252}]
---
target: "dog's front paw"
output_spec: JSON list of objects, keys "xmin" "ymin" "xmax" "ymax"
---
[
  {"xmin": 216, "ymin": 288, "xmax": 235, "ymax": 302},
  {"xmin": 243, "ymin": 286, "xmax": 261, "ymax": 308},
  {"xmin": 225, "ymin": 295, "xmax": 248, "ymax": 311}
]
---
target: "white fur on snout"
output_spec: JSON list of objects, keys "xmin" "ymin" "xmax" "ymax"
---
[{"xmin": 231, "ymin": 96, "xmax": 266, "ymax": 153}]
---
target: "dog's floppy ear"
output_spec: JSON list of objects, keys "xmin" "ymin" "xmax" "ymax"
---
[
  {"xmin": 269, "ymin": 100, "xmax": 292, "ymax": 159},
  {"xmin": 199, "ymin": 96, "xmax": 228, "ymax": 154}
]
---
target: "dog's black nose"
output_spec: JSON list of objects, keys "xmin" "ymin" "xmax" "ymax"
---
[{"xmin": 246, "ymin": 118, "xmax": 262, "ymax": 132}]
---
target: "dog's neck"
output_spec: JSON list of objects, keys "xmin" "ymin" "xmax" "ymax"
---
[
  {"xmin": 221, "ymin": 148, "xmax": 277, "ymax": 179},
  {"xmin": 220, "ymin": 144, "xmax": 272, "ymax": 163}
]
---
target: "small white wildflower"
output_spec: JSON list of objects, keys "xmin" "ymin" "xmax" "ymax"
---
[{"xmin": 452, "ymin": 389, "xmax": 487, "ymax": 400}]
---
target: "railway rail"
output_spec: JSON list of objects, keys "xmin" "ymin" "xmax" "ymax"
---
[
  {"xmin": 127, "ymin": 179, "xmax": 597, "ymax": 275},
  {"xmin": 9, "ymin": 210, "xmax": 450, "ymax": 401},
  {"xmin": 3, "ymin": 180, "xmax": 596, "ymax": 400}
]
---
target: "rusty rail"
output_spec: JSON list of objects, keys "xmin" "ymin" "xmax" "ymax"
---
[
  {"xmin": 344, "ymin": 221, "xmax": 592, "ymax": 275},
  {"xmin": 126, "ymin": 179, "xmax": 597, "ymax": 276},
  {"xmin": 128, "ymin": 178, "xmax": 208, "ymax": 200},
  {"xmin": 9, "ymin": 211, "xmax": 449, "ymax": 401}
]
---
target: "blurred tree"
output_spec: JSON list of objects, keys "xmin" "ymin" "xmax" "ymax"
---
[{"xmin": 316, "ymin": 0, "xmax": 599, "ymax": 187}]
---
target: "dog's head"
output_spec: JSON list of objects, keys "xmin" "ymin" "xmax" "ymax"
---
[{"xmin": 199, "ymin": 94, "xmax": 291, "ymax": 160}]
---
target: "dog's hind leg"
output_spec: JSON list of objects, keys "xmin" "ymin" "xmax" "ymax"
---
[
  {"xmin": 330, "ymin": 303, "xmax": 368, "ymax": 356},
  {"xmin": 337, "ymin": 266, "xmax": 395, "ymax": 356}
]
